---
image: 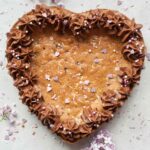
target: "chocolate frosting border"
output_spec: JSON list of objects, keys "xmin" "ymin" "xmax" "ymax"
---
[{"xmin": 6, "ymin": 4, "xmax": 145, "ymax": 143}]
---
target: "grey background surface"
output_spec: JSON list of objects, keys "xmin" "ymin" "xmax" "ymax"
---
[{"xmin": 0, "ymin": 0, "xmax": 150, "ymax": 150}]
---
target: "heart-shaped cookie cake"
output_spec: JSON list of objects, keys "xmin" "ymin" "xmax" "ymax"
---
[{"xmin": 6, "ymin": 5, "xmax": 145, "ymax": 143}]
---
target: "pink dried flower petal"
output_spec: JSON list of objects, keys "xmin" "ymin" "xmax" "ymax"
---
[
  {"xmin": 53, "ymin": 76, "xmax": 59, "ymax": 82},
  {"xmin": 146, "ymin": 53, "xmax": 150, "ymax": 61},
  {"xmin": 82, "ymin": 129, "xmax": 115, "ymax": 150},
  {"xmin": 101, "ymin": 49, "xmax": 107, "ymax": 54},
  {"xmin": 107, "ymin": 74, "xmax": 114, "ymax": 79},
  {"xmin": 91, "ymin": 87, "xmax": 96, "ymax": 93},
  {"xmin": 11, "ymin": 111, "xmax": 17, "ymax": 118},
  {"xmin": 7, "ymin": 130, "xmax": 13, "ymax": 136},
  {"xmin": 4, "ymin": 135, "xmax": 10, "ymax": 140},
  {"xmin": 9, "ymin": 118, "xmax": 16, "ymax": 125},
  {"xmin": 117, "ymin": 0, "xmax": 123, "ymax": 6}
]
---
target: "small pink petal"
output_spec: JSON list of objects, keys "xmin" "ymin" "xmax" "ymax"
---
[
  {"xmin": 146, "ymin": 53, "xmax": 150, "ymax": 61},
  {"xmin": 101, "ymin": 49, "xmax": 107, "ymax": 54}
]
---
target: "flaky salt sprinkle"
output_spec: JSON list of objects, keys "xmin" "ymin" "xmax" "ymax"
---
[
  {"xmin": 84, "ymin": 80, "xmax": 90, "ymax": 85},
  {"xmin": 54, "ymin": 51, "xmax": 60, "ymax": 57},
  {"xmin": 123, "ymin": 75, "xmax": 128, "ymax": 79},
  {"xmin": 88, "ymin": 49, "xmax": 92, "ymax": 53},
  {"xmin": 135, "ymin": 59, "xmax": 139, "ymax": 63},
  {"xmin": 65, "ymin": 98, "xmax": 70, "ymax": 104},
  {"xmin": 113, "ymin": 49, "xmax": 117, "ymax": 52},
  {"xmin": 45, "ymin": 74, "xmax": 50, "ymax": 80},
  {"xmin": 107, "ymin": 20, "xmax": 112, "ymax": 24},
  {"xmin": 25, "ymin": 65, "xmax": 29, "ymax": 69},
  {"xmin": 42, "ymin": 12, "xmax": 47, "ymax": 17},
  {"xmin": 47, "ymin": 84, "xmax": 52, "ymax": 92},
  {"xmin": 83, "ymin": 95, "xmax": 88, "ymax": 99},
  {"xmin": 52, "ymin": 94, "xmax": 57, "ymax": 100},
  {"xmin": 107, "ymin": 74, "xmax": 114, "ymax": 79},
  {"xmin": 130, "ymin": 49, "xmax": 135, "ymax": 54}
]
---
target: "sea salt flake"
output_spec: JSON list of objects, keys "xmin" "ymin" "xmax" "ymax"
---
[
  {"xmin": 124, "ymin": 75, "xmax": 128, "ymax": 79},
  {"xmin": 130, "ymin": 49, "xmax": 135, "ymax": 54},
  {"xmin": 50, "ymin": 124, "xmax": 54, "ymax": 128},
  {"xmin": 25, "ymin": 65, "xmax": 29, "ymax": 69},
  {"xmin": 52, "ymin": 94, "xmax": 57, "ymax": 100},
  {"xmin": 65, "ymin": 98, "xmax": 70, "ymax": 104},
  {"xmin": 54, "ymin": 51, "xmax": 60, "ymax": 57},
  {"xmin": 88, "ymin": 49, "xmax": 92, "ymax": 53},
  {"xmin": 42, "ymin": 13, "xmax": 47, "ymax": 17},
  {"xmin": 45, "ymin": 74, "xmax": 50, "ymax": 80},
  {"xmin": 134, "ymin": 59, "xmax": 139, "ymax": 63},
  {"xmin": 68, "ymin": 131, "xmax": 72, "ymax": 135},
  {"xmin": 84, "ymin": 80, "xmax": 90, "ymax": 85},
  {"xmin": 107, "ymin": 20, "xmax": 112, "ymax": 24},
  {"xmin": 83, "ymin": 95, "xmax": 88, "ymax": 99},
  {"xmin": 107, "ymin": 74, "xmax": 114, "ymax": 79},
  {"xmin": 47, "ymin": 86, "xmax": 52, "ymax": 92},
  {"xmin": 113, "ymin": 49, "xmax": 116, "ymax": 52},
  {"xmin": 18, "ymin": 45, "xmax": 22, "ymax": 49}
]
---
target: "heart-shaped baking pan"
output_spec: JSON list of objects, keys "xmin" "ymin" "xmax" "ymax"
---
[{"xmin": 6, "ymin": 4, "xmax": 145, "ymax": 143}]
